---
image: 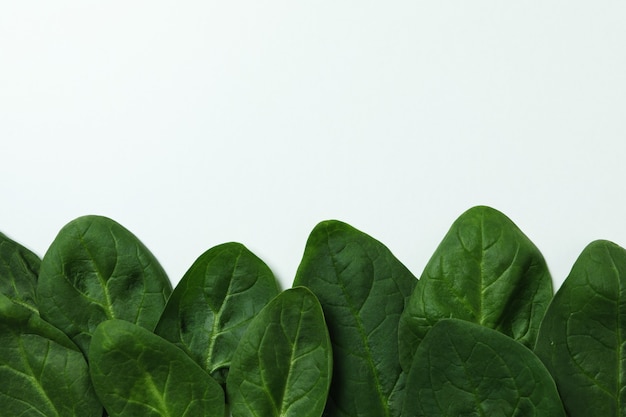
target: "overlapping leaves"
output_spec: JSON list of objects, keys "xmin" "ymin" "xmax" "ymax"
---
[
  {"xmin": 37, "ymin": 215, "xmax": 172, "ymax": 354},
  {"xmin": 2, "ymin": 207, "xmax": 626, "ymax": 416},
  {"xmin": 89, "ymin": 319, "xmax": 225, "ymax": 417},
  {"xmin": 155, "ymin": 242, "xmax": 280, "ymax": 385},
  {"xmin": 0, "ymin": 293, "xmax": 102, "ymax": 417},
  {"xmin": 399, "ymin": 206, "xmax": 553, "ymax": 370},
  {"xmin": 0, "ymin": 233, "xmax": 101, "ymax": 417}
]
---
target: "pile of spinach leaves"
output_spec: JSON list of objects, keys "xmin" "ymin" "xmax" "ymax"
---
[{"xmin": 0, "ymin": 206, "xmax": 623, "ymax": 416}]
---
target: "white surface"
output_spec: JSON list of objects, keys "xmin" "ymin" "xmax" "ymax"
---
[{"xmin": 1, "ymin": 2, "xmax": 625, "ymax": 291}]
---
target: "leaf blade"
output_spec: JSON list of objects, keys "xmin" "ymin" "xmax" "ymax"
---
[
  {"xmin": 0, "ymin": 232, "xmax": 41, "ymax": 313},
  {"xmin": 37, "ymin": 215, "xmax": 172, "ymax": 354},
  {"xmin": 535, "ymin": 239, "xmax": 626, "ymax": 416},
  {"xmin": 226, "ymin": 287, "xmax": 332, "ymax": 417},
  {"xmin": 403, "ymin": 319, "xmax": 565, "ymax": 417},
  {"xmin": 293, "ymin": 220, "xmax": 417, "ymax": 417}
]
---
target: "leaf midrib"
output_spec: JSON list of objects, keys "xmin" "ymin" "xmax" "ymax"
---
[
  {"xmin": 327, "ymin": 234, "xmax": 391, "ymax": 417},
  {"xmin": 76, "ymin": 226, "xmax": 116, "ymax": 320},
  {"xmin": 279, "ymin": 297, "xmax": 306, "ymax": 416},
  {"xmin": 204, "ymin": 250, "xmax": 243, "ymax": 373}
]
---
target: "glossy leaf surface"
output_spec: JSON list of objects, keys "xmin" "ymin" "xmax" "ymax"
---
[
  {"xmin": 399, "ymin": 206, "xmax": 553, "ymax": 370},
  {"xmin": 535, "ymin": 240, "xmax": 626, "ymax": 417},
  {"xmin": 37, "ymin": 215, "xmax": 172, "ymax": 354},
  {"xmin": 155, "ymin": 242, "xmax": 280, "ymax": 385},
  {"xmin": 89, "ymin": 319, "xmax": 225, "ymax": 417},
  {"xmin": 0, "ymin": 232, "xmax": 41, "ymax": 312},
  {"xmin": 293, "ymin": 220, "xmax": 417, "ymax": 417},
  {"xmin": 403, "ymin": 319, "xmax": 565, "ymax": 417},
  {"xmin": 0, "ymin": 293, "xmax": 102, "ymax": 417},
  {"xmin": 226, "ymin": 287, "xmax": 331, "ymax": 417}
]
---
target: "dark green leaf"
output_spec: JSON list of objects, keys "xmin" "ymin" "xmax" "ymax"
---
[
  {"xmin": 0, "ymin": 232, "xmax": 41, "ymax": 312},
  {"xmin": 0, "ymin": 293, "xmax": 102, "ymax": 417},
  {"xmin": 37, "ymin": 215, "xmax": 172, "ymax": 354},
  {"xmin": 155, "ymin": 242, "xmax": 280, "ymax": 385},
  {"xmin": 293, "ymin": 220, "xmax": 417, "ymax": 417},
  {"xmin": 535, "ymin": 240, "xmax": 626, "ymax": 417},
  {"xmin": 89, "ymin": 319, "xmax": 225, "ymax": 417},
  {"xmin": 226, "ymin": 286, "xmax": 332, "ymax": 417},
  {"xmin": 403, "ymin": 319, "xmax": 565, "ymax": 416},
  {"xmin": 399, "ymin": 206, "xmax": 553, "ymax": 370}
]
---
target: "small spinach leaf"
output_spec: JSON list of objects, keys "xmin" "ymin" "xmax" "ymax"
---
[
  {"xmin": 293, "ymin": 220, "xmax": 417, "ymax": 417},
  {"xmin": 535, "ymin": 240, "xmax": 626, "ymax": 417},
  {"xmin": 155, "ymin": 242, "xmax": 280, "ymax": 385},
  {"xmin": 399, "ymin": 206, "xmax": 553, "ymax": 370},
  {"xmin": 403, "ymin": 318, "xmax": 565, "ymax": 417},
  {"xmin": 89, "ymin": 319, "xmax": 225, "ymax": 417},
  {"xmin": 226, "ymin": 286, "xmax": 332, "ymax": 417},
  {"xmin": 0, "ymin": 232, "xmax": 41, "ymax": 313},
  {"xmin": 0, "ymin": 293, "xmax": 102, "ymax": 417},
  {"xmin": 37, "ymin": 215, "xmax": 172, "ymax": 354}
]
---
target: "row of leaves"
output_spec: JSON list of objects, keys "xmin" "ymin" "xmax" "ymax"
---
[{"xmin": 0, "ymin": 206, "xmax": 622, "ymax": 416}]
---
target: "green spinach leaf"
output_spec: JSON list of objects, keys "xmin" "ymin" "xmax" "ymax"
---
[
  {"xmin": 226, "ymin": 286, "xmax": 332, "ymax": 417},
  {"xmin": 37, "ymin": 215, "xmax": 172, "ymax": 354},
  {"xmin": 0, "ymin": 232, "xmax": 41, "ymax": 313},
  {"xmin": 0, "ymin": 293, "xmax": 102, "ymax": 417},
  {"xmin": 535, "ymin": 239, "xmax": 626, "ymax": 417},
  {"xmin": 402, "ymin": 318, "xmax": 565, "ymax": 417},
  {"xmin": 399, "ymin": 206, "xmax": 553, "ymax": 370},
  {"xmin": 89, "ymin": 319, "xmax": 225, "ymax": 417},
  {"xmin": 293, "ymin": 220, "xmax": 417, "ymax": 417},
  {"xmin": 155, "ymin": 242, "xmax": 280, "ymax": 385}
]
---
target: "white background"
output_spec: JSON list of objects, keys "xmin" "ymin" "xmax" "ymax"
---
[{"xmin": 1, "ymin": 2, "xmax": 625, "ymax": 291}]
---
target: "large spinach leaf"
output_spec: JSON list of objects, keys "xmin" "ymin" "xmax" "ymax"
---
[
  {"xmin": 535, "ymin": 239, "xmax": 626, "ymax": 417},
  {"xmin": 89, "ymin": 319, "xmax": 225, "ymax": 417},
  {"xmin": 155, "ymin": 242, "xmax": 280, "ymax": 385},
  {"xmin": 293, "ymin": 220, "xmax": 417, "ymax": 417},
  {"xmin": 399, "ymin": 205, "xmax": 553, "ymax": 370},
  {"xmin": 37, "ymin": 215, "xmax": 172, "ymax": 354},
  {"xmin": 402, "ymin": 318, "xmax": 565, "ymax": 417},
  {"xmin": 226, "ymin": 286, "xmax": 332, "ymax": 417},
  {"xmin": 0, "ymin": 293, "xmax": 102, "ymax": 417},
  {"xmin": 0, "ymin": 232, "xmax": 41, "ymax": 313}
]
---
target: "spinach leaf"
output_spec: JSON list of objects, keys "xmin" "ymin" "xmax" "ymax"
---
[
  {"xmin": 534, "ymin": 240, "xmax": 626, "ymax": 417},
  {"xmin": 89, "ymin": 319, "xmax": 225, "ymax": 417},
  {"xmin": 226, "ymin": 286, "xmax": 332, "ymax": 417},
  {"xmin": 155, "ymin": 242, "xmax": 280, "ymax": 385},
  {"xmin": 0, "ymin": 232, "xmax": 41, "ymax": 313},
  {"xmin": 37, "ymin": 215, "xmax": 172, "ymax": 354},
  {"xmin": 402, "ymin": 318, "xmax": 565, "ymax": 417},
  {"xmin": 399, "ymin": 205, "xmax": 553, "ymax": 370},
  {"xmin": 293, "ymin": 220, "xmax": 417, "ymax": 417},
  {"xmin": 0, "ymin": 293, "xmax": 102, "ymax": 417}
]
